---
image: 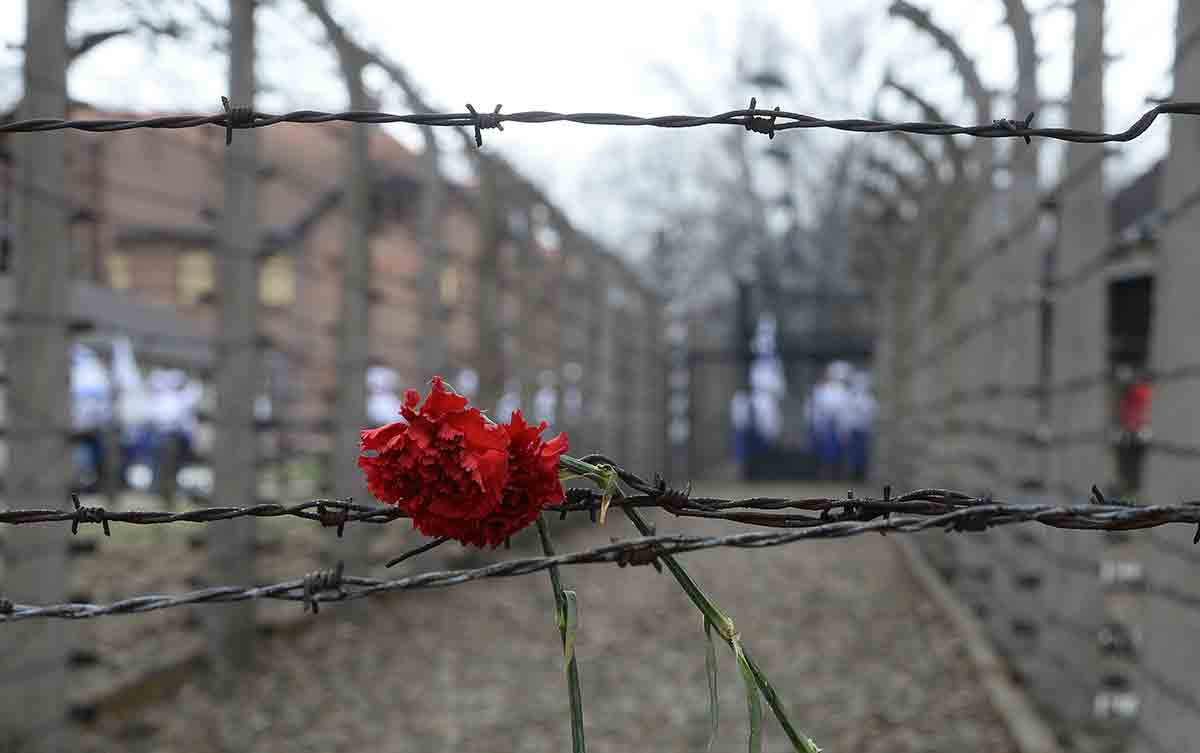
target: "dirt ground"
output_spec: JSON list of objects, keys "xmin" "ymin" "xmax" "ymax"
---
[{"xmin": 80, "ymin": 481, "xmax": 1016, "ymax": 753}]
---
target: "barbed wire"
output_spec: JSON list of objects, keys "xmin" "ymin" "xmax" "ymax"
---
[
  {"xmin": 4, "ymin": 98, "xmax": 1200, "ymax": 146},
  {"xmin": 7, "ymin": 483, "xmax": 1200, "ymax": 536},
  {"xmin": 4, "ymin": 494, "xmax": 1200, "ymax": 621}
]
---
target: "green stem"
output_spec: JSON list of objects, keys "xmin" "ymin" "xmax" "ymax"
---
[
  {"xmin": 740, "ymin": 644, "xmax": 821, "ymax": 753},
  {"xmin": 621, "ymin": 503, "xmax": 820, "ymax": 753},
  {"xmin": 536, "ymin": 515, "xmax": 586, "ymax": 753}
]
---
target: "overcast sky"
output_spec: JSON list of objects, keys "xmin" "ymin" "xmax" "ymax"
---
[{"xmin": 0, "ymin": 0, "xmax": 1180, "ymax": 253}]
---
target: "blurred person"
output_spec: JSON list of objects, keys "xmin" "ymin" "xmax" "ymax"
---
[
  {"xmin": 806, "ymin": 362, "xmax": 852, "ymax": 480},
  {"xmin": 563, "ymin": 362, "xmax": 584, "ymax": 425},
  {"xmin": 150, "ymin": 370, "xmax": 202, "ymax": 456},
  {"xmin": 254, "ymin": 393, "xmax": 272, "ymax": 423},
  {"xmin": 148, "ymin": 369, "xmax": 203, "ymax": 496},
  {"xmin": 844, "ymin": 370, "xmax": 876, "ymax": 482},
  {"xmin": 1119, "ymin": 368, "xmax": 1153, "ymax": 439},
  {"xmin": 730, "ymin": 387, "xmax": 760, "ymax": 478},
  {"xmin": 1117, "ymin": 367, "xmax": 1153, "ymax": 491},
  {"xmin": 111, "ymin": 337, "xmax": 156, "ymax": 489},
  {"xmin": 497, "ymin": 378, "xmax": 522, "ymax": 422},
  {"xmin": 456, "ymin": 367, "xmax": 480, "ymax": 400},
  {"xmin": 71, "ymin": 344, "xmax": 113, "ymax": 490},
  {"xmin": 367, "ymin": 366, "xmax": 403, "ymax": 425},
  {"xmin": 748, "ymin": 315, "xmax": 786, "ymax": 476},
  {"xmin": 534, "ymin": 370, "xmax": 558, "ymax": 427}
]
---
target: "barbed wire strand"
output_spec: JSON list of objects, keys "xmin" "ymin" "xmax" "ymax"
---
[
  {"xmin": 5, "ymin": 498, "xmax": 1200, "ymax": 621},
  {"xmin": 9, "ymin": 69, "xmax": 335, "ymax": 198},
  {"xmin": 5, "ymin": 484, "xmax": 1200, "ymax": 534},
  {"xmin": 4, "ymin": 99, "xmax": 1200, "ymax": 145}
]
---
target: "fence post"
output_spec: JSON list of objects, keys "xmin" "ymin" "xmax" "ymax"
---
[
  {"xmin": 1043, "ymin": 0, "xmax": 1110, "ymax": 736},
  {"xmin": 206, "ymin": 0, "xmax": 260, "ymax": 690},
  {"xmin": 0, "ymin": 2, "xmax": 74, "ymax": 750},
  {"xmin": 474, "ymin": 155, "xmax": 505, "ymax": 418},
  {"xmin": 416, "ymin": 126, "xmax": 447, "ymax": 383},
  {"xmin": 996, "ymin": 0, "xmax": 1044, "ymax": 488},
  {"xmin": 329, "ymin": 49, "xmax": 375, "ymax": 579},
  {"xmin": 1137, "ymin": 1, "xmax": 1200, "ymax": 749}
]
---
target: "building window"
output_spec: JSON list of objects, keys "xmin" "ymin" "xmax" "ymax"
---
[
  {"xmin": 177, "ymin": 250, "xmax": 214, "ymax": 305},
  {"xmin": 108, "ymin": 252, "xmax": 132, "ymax": 290},
  {"xmin": 440, "ymin": 265, "xmax": 461, "ymax": 305},
  {"xmin": 260, "ymin": 254, "xmax": 296, "ymax": 308}
]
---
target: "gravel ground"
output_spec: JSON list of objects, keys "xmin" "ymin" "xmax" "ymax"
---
[{"xmin": 80, "ymin": 482, "xmax": 1016, "ymax": 753}]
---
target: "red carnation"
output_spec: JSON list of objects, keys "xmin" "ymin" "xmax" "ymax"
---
[
  {"xmin": 358, "ymin": 376, "xmax": 510, "ymax": 546},
  {"xmin": 472, "ymin": 410, "xmax": 569, "ymax": 548}
]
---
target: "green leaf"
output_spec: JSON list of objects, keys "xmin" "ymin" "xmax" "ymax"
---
[
  {"xmin": 594, "ymin": 464, "xmax": 620, "ymax": 524},
  {"xmin": 560, "ymin": 590, "xmax": 579, "ymax": 673},
  {"xmin": 704, "ymin": 617, "xmax": 720, "ymax": 752},
  {"xmin": 735, "ymin": 642, "xmax": 763, "ymax": 753}
]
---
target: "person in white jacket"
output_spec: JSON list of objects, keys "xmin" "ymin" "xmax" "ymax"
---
[
  {"xmin": 147, "ymin": 368, "xmax": 203, "ymax": 494},
  {"xmin": 71, "ymin": 345, "xmax": 113, "ymax": 488},
  {"xmin": 366, "ymin": 366, "xmax": 403, "ymax": 426},
  {"xmin": 149, "ymin": 369, "xmax": 202, "ymax": 456},
  {"xmin": 843, "ymin": 370, "xmax": 876, "ymax": 481},
  {"xmin": 749, "ymin": 315, "xmax": 786, "ymax": 449},
  {"xmin": 110, "ymin": 337, "xmax": 155, "ymax": 488},
  {"xmin": 807, "ymin": 362, "xmax": 852, "ymax": 479}
]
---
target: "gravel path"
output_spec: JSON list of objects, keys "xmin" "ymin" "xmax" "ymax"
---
[{"xmin": 82, "ymin": 482, "xmax": 1015, "ymax": 753}]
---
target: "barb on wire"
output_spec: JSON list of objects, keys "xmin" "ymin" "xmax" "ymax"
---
[
  {"xmin": 221, "ymin": 96, "xmax": 254, "ymax": 145},
  {"xmin": 9, "ymin": 484, "xmax": 1200, "ymax": 533},
  {"xmin": 466, "ymin": 103, "xmax": 503, "ymax": 147},
  {"xmin": 301, "ymin": 561, "xmax": 344, "ymax": 614},
  {"xmin": 993, "ymin": 111, "xmax": 1036, "ymax": 144},
  {"xmin": 5, "ymin": 499, "xmax": 1200, "ymax": 622},
  {"xmin": 70, "ymin": 493, "xmax": 109, "ymax": 536},
  {"xmin": 744, "ymin": 97, "xmax": 780, "ymax": 139},
  {"xmin": 5, "ymin": 99, "xmax": 1200, "ymax": 147}
]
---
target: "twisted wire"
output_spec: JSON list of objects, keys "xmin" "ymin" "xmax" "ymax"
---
[
  {"xmin": 4, "ymin": 100, "xmax": 1200, "ymax": 145},
  {"xmin": 4, "ymin": 499, "xmax": 1200, "ymax": 621}
]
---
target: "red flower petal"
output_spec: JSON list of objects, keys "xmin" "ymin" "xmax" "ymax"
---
[
  {"xmin": 360, "ymin": 421, "xmax": 407, "ymax": 451},
  {"xmin": 358, "ymin": 376, "xmax": 518, "ymax": 548},
  {"xmin": 540, "ymin": 432, "xmax": 568, "ymax": 462}
]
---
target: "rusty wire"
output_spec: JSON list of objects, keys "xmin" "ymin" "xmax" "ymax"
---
[
  {"xmin": 4, "ymin": 98, "xmax": 1200, "ymax": 146},
  {"xmin": 4, "ymin": 494, "xmax": 1200, "ymax": 621},
  {"xmin": 2, "ymin": 480, "xmax": 1197, "ymax": 533},
  {"xmin": 6, "ymin": 475, "xmax": 1200, "ymax": 622}
]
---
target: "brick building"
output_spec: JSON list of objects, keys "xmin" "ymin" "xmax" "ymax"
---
[{"xmin": 0, "ymin": 106, "xmax": 666, "ymax": 477}]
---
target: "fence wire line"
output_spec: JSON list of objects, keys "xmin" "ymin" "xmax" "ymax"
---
[
  {"xmin": 4, "ymin": 498, "xmax": 1200, "ymax": 621},
  {"xmin": 5, "ymin": 99, "xmax": 1200, "ymax": 145},
  {"xmin": 8, "ymin": 486, "xmax": 1200, "ymax": 532}
]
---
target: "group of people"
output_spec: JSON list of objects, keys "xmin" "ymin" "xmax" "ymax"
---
[
  {"xmin": 727, "ymin": 314, "xmax": 877, "ymax": 481},
  {"xmin": 804, "ymin": 361, "xmax": 876, "ymax": 481},
  {"xmin": 730, "ymin": 316, "xmax": 788, "ymax": 477},
  {"xmin": 70, "ymin": 338, "xmax": 203, "ymax": 492}
]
